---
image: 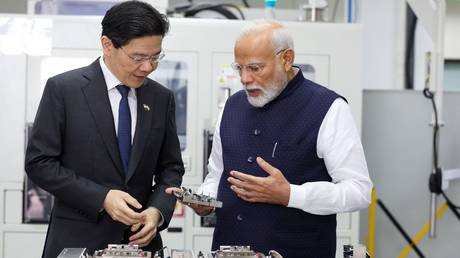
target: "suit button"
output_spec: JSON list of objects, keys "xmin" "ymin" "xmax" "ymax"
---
[
  {"xmin": 247, "ymin": 156, "xmax": 254, "ymax": 163},
  {"xmin": 236, "ymin": 214, "xmax": 243, "ymax": 221},
  {"xmin": 254, "ymin": 129, "xmax": 261, "ymax": 136}
]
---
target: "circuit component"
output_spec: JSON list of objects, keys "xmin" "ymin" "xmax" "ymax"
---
[
  {"xmin": 93, "ymin": 244, "xmax": 152, "ymax": 258},
  {"xmin": 173, "ymin": 187, "xmax": 223, "ymax": 208}
]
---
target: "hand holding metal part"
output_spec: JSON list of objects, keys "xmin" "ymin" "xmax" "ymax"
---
[{"xmin": 165, "ymin": 186, "xmax": 222, "ymax": 216}]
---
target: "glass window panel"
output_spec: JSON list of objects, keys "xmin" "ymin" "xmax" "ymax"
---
[
  {"xmin": 34, "ymin": 0, "xmax": 115, "ymax": 15},
  {"xmin": 151, "ymin": 61, "xmax": 188, "ymax": 151},
  {"xmin": 444, "ymin": 60, "xmax": 460, "ymax": 91}
]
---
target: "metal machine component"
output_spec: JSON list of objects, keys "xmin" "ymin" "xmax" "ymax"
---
[
  {"xmin": 57, "ymin": 248, "xmax": 89, "ymax": 258},
  {"xmin": 207, "ymin": 245, "xmax": 284, "ymax": 258},
  {"xmin": 343, "ymin": 244, "xmax": 370, "ymax": 258},
  {"xmin": 169, "ymin": 249, "xmax": 195, "ymax": 258},
  {"xmin": 210, "ymin": 246, "xmax": 263, "ymax": 258},
  {"xmin": 207, "ymin": 246, "xmax": 284, "ymax": 258},
  {"xmin": 173, "ymin": 186, "xmax": 223, "ymax": 208},
  {"xmin": 93, "ymin": 244, "xmax": 152, "ymax": 258}
]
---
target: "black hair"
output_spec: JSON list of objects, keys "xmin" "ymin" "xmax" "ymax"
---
[{"xmin": 101, "ymin": 0, "xmax": 170, "ymax": 48}]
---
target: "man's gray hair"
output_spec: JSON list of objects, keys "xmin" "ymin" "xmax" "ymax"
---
[{"xmin": 236, "ymin": 20, "xmax": 294, "ymax": 52}]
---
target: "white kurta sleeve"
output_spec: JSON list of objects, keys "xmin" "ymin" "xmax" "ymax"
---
[{"xmin": 287, "ymin": 98, "xmax": 373, "ymax": 214}]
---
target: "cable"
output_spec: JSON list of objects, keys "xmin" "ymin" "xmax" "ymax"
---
[
  {"xmin": 441, "ymin": 191, "xmax": 460, "ymax": 211},
  {"xmin": 241, "ymin": 0, "xmax": 250, "ymax": 8},
  {"xmin": 423, "ymin": 88, "xmax": 460, "ymax": 222},
  {"xmin": 167, "ymin": 3, "xmax": 193, "ymax": 16},
  {"xmin": 423, "ymin": 88, "xmax": 439, "ymax": 169},
  {"xmin": 219, "ymin": 3, "xmax": 245, "ymax": 20},
  {"xmin": 169, "ymin": 2, "xmax": 245, "ymax": 20},
  {"xmin": 183, "ymin": 3, "xmax": 241, "ymax": 20},
  {"xmin": 405, "ymin": 4, "xmax": 417, "ymax": 89}
]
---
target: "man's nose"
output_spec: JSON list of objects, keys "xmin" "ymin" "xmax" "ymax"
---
[
  {"xmin": 139, "ymin": 60, "xmax": 157, "ymax": 72},
  {"xmin": 240, "ymin": 69, "xmax": 254, "ymax": 85}
]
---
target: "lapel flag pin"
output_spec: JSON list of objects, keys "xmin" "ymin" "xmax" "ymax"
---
[{"xmin": 143, "ymin": 104, "xmax": 150, "ymax": 111}]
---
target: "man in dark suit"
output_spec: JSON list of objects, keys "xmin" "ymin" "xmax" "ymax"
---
[{"xmin": 25, "ymin": 1, "xmax": 184, "ymax": 257}]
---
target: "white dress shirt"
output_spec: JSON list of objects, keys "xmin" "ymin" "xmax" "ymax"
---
[
  {"xmin": 198, "ymin": 98, "xmax": 373, "ymax": 215},
  {"xmin": 99, "ymin": 57, "xmax": 137, "ymax": 142}
]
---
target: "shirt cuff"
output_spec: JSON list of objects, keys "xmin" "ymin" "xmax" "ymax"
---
[
  {"xmin": 158, "ymin": 211, "xmax": 164, "ymax": 227},
  {"xmin": 287, "ymin": 184, "xmax": 307, "ymax": 210}
]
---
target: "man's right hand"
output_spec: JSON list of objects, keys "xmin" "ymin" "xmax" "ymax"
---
[
  {"xmin": 165, "ymin": 187, "xmax": 214, "ymax": 216},
  {"xmin": 103, "ymin": 190, "xmax": 144, "ymax": 225}
]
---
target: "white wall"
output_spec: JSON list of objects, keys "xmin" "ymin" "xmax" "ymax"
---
[
  {"xmin": 361, "ymin": 0, "xmax": 405, "ymax": 90},
  {"xmin": 445, "ymin": 2, "xmax": 460, "ymax": 59}
]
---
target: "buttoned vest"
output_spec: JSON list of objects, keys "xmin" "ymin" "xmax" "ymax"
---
[{"xmin": 213, "ymin": 71, "xmax": 341, "ymax": 258}]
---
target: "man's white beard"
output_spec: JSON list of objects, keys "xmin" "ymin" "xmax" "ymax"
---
[
  {"xmin": 246, "ymin": 84, "xmax": 279, "ymax": 107},
  {"xmin": 244, "ymin": 68, "xmax": 288, "ymax": 108}
]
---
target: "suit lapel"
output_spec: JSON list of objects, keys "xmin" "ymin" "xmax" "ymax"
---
[
  {"xmin": 125, "ymin": 84, "xmax": 154, "ymax": 182},
  {"xmin": 81, "ymin": 60, "xmax": 125, "ymax": 178}
]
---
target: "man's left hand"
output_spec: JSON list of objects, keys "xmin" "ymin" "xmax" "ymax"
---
[
  {"xmin": 228, "ymin": 157, "xmax": 290, "ymax": 206},
  {"xmin": 128, "ymin": 207, "xmax": 161, "ymax": 247}
]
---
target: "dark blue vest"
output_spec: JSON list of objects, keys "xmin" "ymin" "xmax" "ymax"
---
[{"xmin": 212, "ymin": 71, "xmax": 341, "ymax": 258}]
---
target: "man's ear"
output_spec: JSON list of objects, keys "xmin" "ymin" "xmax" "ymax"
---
[
  {"xmin": 282, "ymin": 48, "xmax": 295, "ymax": 71},
  {"xmin": 101, "ymin": 36, "xmax": 113, "ymax": 57}
]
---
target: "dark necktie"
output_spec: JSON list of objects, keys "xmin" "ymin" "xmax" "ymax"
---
[{"xmin": 116, "ymin": 85, "xmax": 131, "ymax": 174}]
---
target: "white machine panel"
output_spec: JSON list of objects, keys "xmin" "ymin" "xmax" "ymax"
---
[
  {"xmin": 26, "ymin": 50, "xmax": 98, "ymax": 122},
  {"xmin": 4, "ymin": 189, "xmax": 23, "ymax": 224},
  {"xmin": 3, "ymin": 231, "xmax": 46, "ymax": 258}
]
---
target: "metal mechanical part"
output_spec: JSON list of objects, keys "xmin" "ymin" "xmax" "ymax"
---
[{"xmin": 173, "ymin": 186, "xmax": 223, "ymax": 208}]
